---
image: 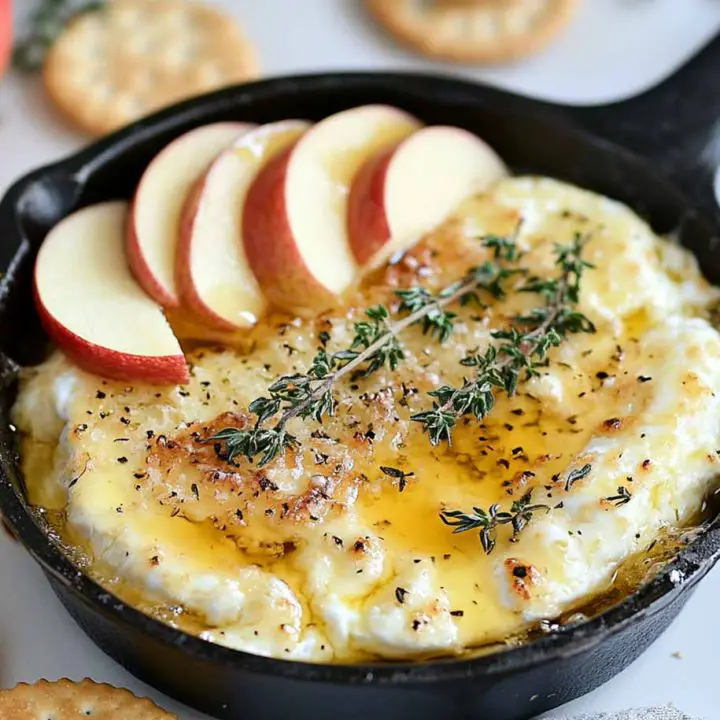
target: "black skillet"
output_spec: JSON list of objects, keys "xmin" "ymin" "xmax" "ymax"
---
[{"xmin": 1, "ymin": 35, "xmax": 720, "ymax": 720}]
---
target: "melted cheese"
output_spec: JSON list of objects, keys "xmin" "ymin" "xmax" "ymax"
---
[{"xmin": 13, "ymin": 177, "xmax": 720, "ymax": 662}]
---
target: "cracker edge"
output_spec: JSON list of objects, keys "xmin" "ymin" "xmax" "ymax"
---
[
  {"xmin": 364, "ymin": 0, "xmax": 579, "ymax": 63},
  {"xmin": 0, "ymin": 678, "xmax": 177, "ymax": 718}
]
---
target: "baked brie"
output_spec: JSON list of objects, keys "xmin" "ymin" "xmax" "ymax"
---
[{"xmin": 14, "ymin": 177, "xmax": 720, "ymax": 663}]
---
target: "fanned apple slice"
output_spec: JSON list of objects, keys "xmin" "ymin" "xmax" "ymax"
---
[
  {"xmin": 243, "ymin": 105, "xmax": 421, "ymax": 314},
  {"xmin": 35, "ymin": 202, "xmax": 189, "ymax": 384},
  {"xmin": 177, "ymin": 120, "xmax": 311, "ymax": 331},
  {"xmin": 127, "ymin": 122, "xmax": 254, "ymax": 308},
  {"xmin": 348, "ymin": 126, "xmax": 508, "ymax": 270}
]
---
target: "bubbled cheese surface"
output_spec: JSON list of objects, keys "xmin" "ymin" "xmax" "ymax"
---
[{"xmin": 13, "ymin": 177, "xmax": 720, "ymax": 663}]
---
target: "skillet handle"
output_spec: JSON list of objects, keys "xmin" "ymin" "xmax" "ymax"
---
[{"xmin": 561, "ymin": 35, "xmax": 720, "ymax": 225}]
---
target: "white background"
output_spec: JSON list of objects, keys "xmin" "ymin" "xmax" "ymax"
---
[{"xmin": 1, "ymin": 2, "xmax": 720, "ymax": 718}]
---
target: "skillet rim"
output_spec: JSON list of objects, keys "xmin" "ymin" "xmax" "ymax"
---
[{"xmin": 1, "ymin": 70, "xmax": 720, "ymax": 686}]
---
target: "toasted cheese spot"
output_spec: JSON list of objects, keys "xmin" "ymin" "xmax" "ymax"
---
[{"xmin": 504, "ymin": 558, "xmax": 541, "ymax": 602}]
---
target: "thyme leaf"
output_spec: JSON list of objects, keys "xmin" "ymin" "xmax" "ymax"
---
[
  {"xmin": 604, "ymin": 485, "xmax": 632, "ymax": 507},
  {"xmin": 564, "ymin": 463, "xmax": 593, "ymax": 491},
  {"xmin": 379, "ymin": 465, "xmax": 415, "ymax": 492},
  {"xmin": 440, "ymin": 490, "xmax": 549, "ymax": 554}
]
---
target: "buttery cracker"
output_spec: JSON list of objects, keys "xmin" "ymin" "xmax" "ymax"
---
[
  {"xmin": 43, "ymin": 0, "xmax": 259, "ymax": 136},
  {"xmin": 0, "ymin": 678, "xmax": 176, "ymax": 719},
  {"xmin": 365, "ymin": 0, "xmax": 578, "ymax": 64}
]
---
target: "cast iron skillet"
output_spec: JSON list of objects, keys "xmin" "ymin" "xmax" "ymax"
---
[{"xmin": 1, "ymin": 36, "xmax": 720, "ymax": 720}]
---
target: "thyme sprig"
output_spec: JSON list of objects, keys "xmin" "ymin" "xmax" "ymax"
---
[
  {"xmin": 604, "ymin": 486, "xmax": 632, "ymax": 507},
  {"xmin": 440, "ymin": 462, "xmax": 594, "ymax": 554},
  {"xmin": 206, "ymin": 233, "xmax": 523, "ymax": 466},
  {"xmin": 13, "ymin": 0, "xmax": 106, "ymax": 71},
  {"xmin": 412, "ymin": 233, "xmax": 596, "ymax": 446},
  {"xmin": 379, "ymin": 465, "xmax": 415, "ymax": 492},
  {"xmin": 440, "ymin": 490, "xmax": 549, "ymax": 554}
]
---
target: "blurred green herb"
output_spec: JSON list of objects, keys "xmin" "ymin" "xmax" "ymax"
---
[{"xmin": 13, "ymin": 0, "xmax": 106, "ymax": 72}]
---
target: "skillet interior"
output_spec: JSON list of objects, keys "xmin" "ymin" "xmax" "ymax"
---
[{"xmin": 1, "ymin": 58, "xmax": 720, "ymax": 720}]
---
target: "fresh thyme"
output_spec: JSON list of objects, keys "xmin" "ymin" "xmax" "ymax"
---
[
  {"xmin": 206, "ymin": 233, "xmax": 522, "ymax": 466},
  {"xmin": 412, "ymin": 233, "xmax": 596, "ymax": 446},
  {"xmin": 564, "ymin": 463, "xmax": 593, "ymax": 491},
  {"xmin": 440, "ymin": 490, "xmax": 549, "ymax": 554},
  {"xmin": 604, "ymin": 486, "xmax": 632, "ymax": 507},
  {"xmin": 13, "ymin": 0, "xmax": 105, "ymax": 71},
  {"xmin": 379, "ymin": 465, "xmax": 415, "ymax": 492}
]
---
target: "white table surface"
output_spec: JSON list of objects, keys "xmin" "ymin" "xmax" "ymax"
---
[{"xmin": 1, "ymin": 2, "xmax": 720, "ymax": 718}]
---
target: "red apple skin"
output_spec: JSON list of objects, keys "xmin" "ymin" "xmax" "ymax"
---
[
  {"xmin": 174, "ymin": 173, "xmax": 240, "ymax": 332},
  {"xmin": 34, "ymin": 279, "xmax": 190, "ymax": 385},
  {"xmin": 126, "ymin": 122, "xmax": 253, "ymax": 310},
  {"xmin": 126, "ymin": 194, "xmax": 181, "ymax": 310},
  {"xmin": 348, "ymin": 127, "xmax": 508, "ymax": 270},
  {"xmin": 347, "ymin": 148, "xmax": 394, "ymax": 268},
  {"xmin": 242, "ymin": 144, "xmax": 336, "ymax": 314},
  {"xmin": 0, "ymin": 0, "xmax": 11, "ymax": 79}
]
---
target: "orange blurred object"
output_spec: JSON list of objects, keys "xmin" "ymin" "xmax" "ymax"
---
[{"xmin": 0, "ymin": 0, "xmax": 10, "ymax": 78}]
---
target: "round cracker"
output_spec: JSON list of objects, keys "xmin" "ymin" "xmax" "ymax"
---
[
  {"xmin": 0, "ymin": 679, "xmax": 176, "ymax": 719},
  {"xmin": 365, "ymin": 0, "xmax": 578, "ymax": 64},
  {"xmin": 43, "ymin": 0, "xmax": 259, "ymax": 136}
]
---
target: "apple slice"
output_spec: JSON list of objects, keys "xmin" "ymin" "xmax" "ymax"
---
[
  {"xmin": 243, "ymin": 105, "xmax": 421, "ymax": 314},
  {"xmin": 348, "ymin": 126, "xmax": 508, "ymax": 270},
  {"xmin": 127, "ymin": 122, "xmax": 254, "ymax": 309},
  {"xmin": 35, "ymin": 201, "xmax": 188, "ymax": 384},
  {"xmin": 177, "ymin": 120, "xmax": 311, "ymax": 331}
]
